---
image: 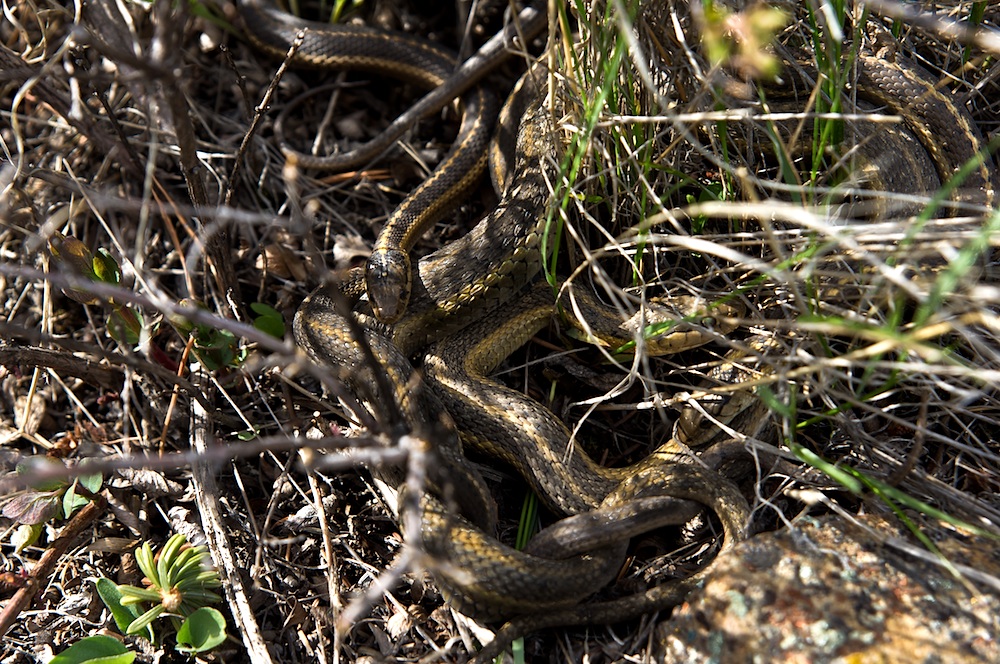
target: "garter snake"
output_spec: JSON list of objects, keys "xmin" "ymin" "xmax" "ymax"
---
[
  {"xmin": 755, "ymin": 43, "xmax": 996, "ymax": 214},
  {"xmin": 242, "ymin": 0, "xmax": 997, "ymax": 658},
  {"xmin": 290, "ymin": 61, "xmax": 750, "ymax": 627},
  {"xmin": 240, "ymin": 0, "xmax": 546, "ymax": 323}
]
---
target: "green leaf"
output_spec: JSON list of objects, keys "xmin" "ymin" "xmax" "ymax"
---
[
  {"xmin": 254, "ymin": 315, "xmax": 285, "ymax": 339},
  {"xmin": 157, "ymin": 534, "xmax": 187, "ymax": 588},
  {"xmin": 107, "ymin": 308, "xmax": 143, "ymax": 347},
  {"xmin": 253, "ymin": 313, "xmax": 285, "ymax": 339},
  {"xmin": 177, "ymin": 568, "xmax": 222, "ymax": 588},
  {"xmin": 49, "ymin": 635, "xmax": 135, "ymax": 664},
  {"xmin": 11, "ymin": 523, "xmax": 43, "ymax": 553},
  {"xmin": 48, "ymin": 233, "xmax": 95, "ymax": 274},
  {"xmin": 169, "ymin": 300, "xmax": 198, "ymax": 337},
  {"xmin": 790, "ymin": 443, "xmax": 863, "ymax": 494},
  {"xmin": 92, "ymin": 249, "xmax": 122, "ymax": 286},
  {"xmin": 16, "ymin": 457, "xmax": 69, "ymax": 492},
  {"xmin": 133, "ymin": 542, "xmax": 157, "ymax": 584},
  {"xmin": 94, "ymin": 578, "xmax": 154, "ymax": 641},
  {"xmin": 193, "ymin": 328, "xmax": 240, "ymax": 370},
  {"xmin": 117, "ymin": 585, "xmax": 163, "ymax": 605},
  {"xmin": 48, "ymin": 234, "xmax": 105, "ymax": 305},
  {"xmin": 249, "ymin": 302, "xmax": 280, "ymax": 319},
  {"xmin": 63, "ymin": 480, "xmax": 94, "ymax": 519},
  {"xmin": 80, "ymin": 472, "xmax": 103, "ymax": 494},
  {"xmin": 194, "ymin": 326, "xmax": 228, "ymax": 350},
  {"xmin": 173, "ymin": 550, "xmax": 212, "ymax": 583},
  {"xmin": 126, "ymin": 605, "xmax": 165, "ymax": 635},
  {"xmin": 250, "ymin": 302, "xmax": 286, "ymax": 339},
  {"xmin": 171, "ymin": 588, "xmax": 222, "ymax": 605},
  {"xmin": 175, "ymin": 607, "xmax": 227, "ymax": 654}
]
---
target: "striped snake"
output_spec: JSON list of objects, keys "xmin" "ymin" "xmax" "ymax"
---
[{"xmin": 241, "ymin": 0, "xmax": 996, "ymax": 658}]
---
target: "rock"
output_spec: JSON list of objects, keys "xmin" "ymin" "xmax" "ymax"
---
[{"xmin": 657, "ymin": 514, "xmax": 1000, "ymax": 663}]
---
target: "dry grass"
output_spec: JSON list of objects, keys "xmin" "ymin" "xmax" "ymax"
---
[{"xmin": 1, "ymin": 0, "xmax": 999, "ymax": 662}]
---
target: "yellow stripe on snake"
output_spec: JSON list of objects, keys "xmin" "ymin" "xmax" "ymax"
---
[{"xmin": 240, "ymin": 0, "xmax": 997, "ymax": 659}]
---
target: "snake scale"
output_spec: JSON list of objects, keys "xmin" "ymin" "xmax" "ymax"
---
[{"xmin": 240, "ymin": 0, "xmax": 997, "ymax": 659}]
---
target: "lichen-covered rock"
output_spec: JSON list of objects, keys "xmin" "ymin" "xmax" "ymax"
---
[{"xmin": 658, "ymin": 514, "xmax": 1000, "ymax": 663}]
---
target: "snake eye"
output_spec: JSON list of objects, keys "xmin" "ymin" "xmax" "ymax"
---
[{"xmin": 700, "ymin": 315, "xmax": 717, "ymax": 328}]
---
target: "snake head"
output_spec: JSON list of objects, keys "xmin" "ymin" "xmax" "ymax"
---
[
  {"xmin": 366, "ymin": 248, "xmax": 412, "ymax": 324},
  {"xmin": 641, "ymin": 297, "xmax": 744, "ymax": 356}
]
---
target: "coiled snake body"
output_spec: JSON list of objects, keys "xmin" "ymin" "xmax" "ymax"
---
[
  {"xmin": 290, "ymin": 63, "xmax": 750, "ymax": 620},
  {"xmin": 241, "ymin": 0, "xmax": 996, "ymax": 658}
]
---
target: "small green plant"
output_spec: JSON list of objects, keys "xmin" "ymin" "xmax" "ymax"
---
[
  {"xmin": 49, "ymin": 234, "xmax": 283, "ymax": 371},
  {"xmin": 168, "ymin": 300, "xmax": 284, "ymax": 370},
  {"xmin": 0, "ymin": 457, "xmax": 102, "ymax": 552},
  {"xmin": 96, "ymin": 534, "xmax": 227, "ymax": 655},
  {"xmin": 49, "ymin": 233, "xmax": 144, "ymax": 347},
  {"xmin": 168, "ymin": 301, "xmax": 247, "ymax": 370},
  {"xmin": 250, "ymin": 301, "xmax": 286, "ymax": 339}
]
